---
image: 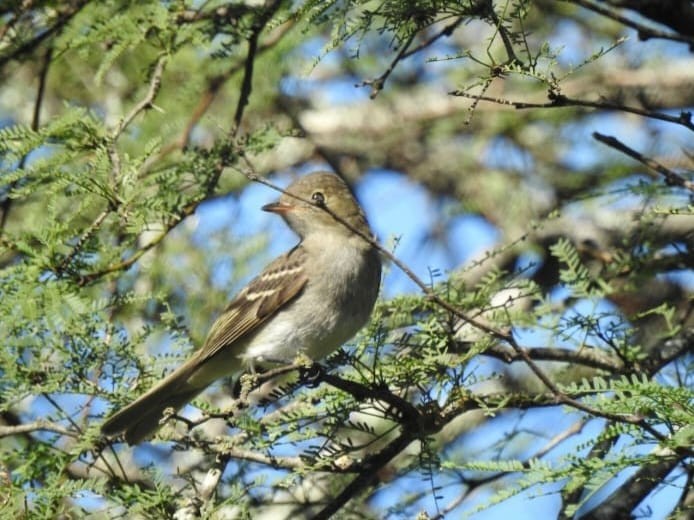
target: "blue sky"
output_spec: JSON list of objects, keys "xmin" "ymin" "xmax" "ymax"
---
[{"xmin": 3, "ymin": 7, "xmax": 691, "ymax": 518}]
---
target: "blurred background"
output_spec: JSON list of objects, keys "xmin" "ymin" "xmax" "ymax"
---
[{"xmin": 1, "ymin": 1, "xmax": 692, "ymax": 518}]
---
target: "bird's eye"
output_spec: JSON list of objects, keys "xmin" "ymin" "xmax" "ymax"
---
[{"xmin": 311, "ymin": 191, "xmax": 325, "ymax": 205}]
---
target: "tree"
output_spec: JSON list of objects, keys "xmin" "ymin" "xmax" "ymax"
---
[{"xmin": 1, "ymin": 1, "xmax": 692, "ymax": 518}]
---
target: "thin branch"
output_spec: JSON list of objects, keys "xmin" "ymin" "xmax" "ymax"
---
[
  {"xmin": 77, "ymin": 226, "xmax": 168, "ymax": 286},
  {"xmin": 433, "ymin": 419, "xmax": 589, "ymax": 518},
  {"xmin": 593, "ymin": 132, "xmax": 694, "ymax": 192},
  {"xmin": 559, "ymin": 426, "xmax": 619, "ymax": 519},
  {"xmin": 0, "ymin": 45, "xmax": 52, "ymax": 232},
  {"xmin": 114, "ymin": 54, "xmax": 168, "ymax": 139},
  {"xmin": 401, "ymin": 17, "xmax": 465, "ymax": 60},
  {"xmin": 484, "ymin": 0, "xmax": 522, "ymax": 65},
  {"xmin": 0, "ymin": 1, "xmax": 89, "ymax": 68},
  {"xmin": 359, "ymin": 31, "xmax": 418, "ymax": 99},
  {"xmin": 174, "ymin": 454, "xmax": 231, "ymax": 519},
  {"xmin": 312, "ymin": 431, "xmax": 415, "ymax": 520},
  {"xmin": 316, "ymin": 370, "xmax": 423, "ymax": 428},
  {"xmin": 0, "ymin": 420, "xmax": 78, "ymax": 439},
  {"xmin": 143, "ymin": 18, "xmax": 294, "ymax": 173},
  {"xmin": 212, "ymin": 446, "xmax": 305, "ymax": 470},
  {"xmin": 55, "ymin": 54, "xmax": 169, "ymax": 280},
  {"xmin": 560, "ymin": 0, "xmax": 694, "ymax": 46},
  {"xmin": 231, "ymin": 0, "xmax": 282, "ymax": 137},
  {"xmin": 480, "ymin": 343, "xmax": 624, "ymax": 372},
  {"xmin": 56, "ymin": 210, "xmax": 111, "ymax": 275},
  {"xmin": 531, "ymin": 418, "xmax": 588, "ymax": 460},
  {"xmin": 449, "ymin": 90, "xmax": 694, "ymax": 132}
]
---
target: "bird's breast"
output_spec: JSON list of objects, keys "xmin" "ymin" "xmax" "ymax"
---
[{"xmin": 243, "ymin": 240, "xmax": 381, "ymax": 364}]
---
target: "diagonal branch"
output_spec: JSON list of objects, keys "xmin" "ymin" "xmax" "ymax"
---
[
  {"xmin": 312, "ymin": 431, "xmax": 415, "ymax": 520},
  {"xmin": 231, "ymin": 0, "xmax": 283, "ymax": 137},
  {"xmin": 583, "ymin": 448, "xmax": 685, "ymax": 519},
  {"xmin": 0, "ymin": 1, "xmax": 90, "ymax": 68},
  {"xmin": 480, "ymin": 343, "xmax": 624, "ymax": 372},
  {"xmin": 360, "ymin": 31, "xmax": 418, "ymax": 99},
  {"xmin": 560, "ymin": 0, "xmax": 694, "ymax": 46},
  {"xmin": 0, "ymin": 46, "xmax": 53, "ymax": 232},
  {"xmin": 448, "ymin": 90, "xmax": 694, "ymax": 132},
  {"xmin": 593, "ymin": 132, "xmax": 694, "ymax": 192},
  {"xmin": 0, "ymin": 419, "xmax": 78, "ymax": 439},
  {"xmin": 114, "ymin": 54, "xmax": 168, "ymax": 140}
]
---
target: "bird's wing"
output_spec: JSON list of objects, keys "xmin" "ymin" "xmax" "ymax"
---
[{"xmin": 197, "ymin": 245, "xmax": 308, "ymax": 362}]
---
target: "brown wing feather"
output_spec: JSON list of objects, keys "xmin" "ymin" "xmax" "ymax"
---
[{"xmin": 198, "ymin": 246, "xmax": 308, "ymax": 362}]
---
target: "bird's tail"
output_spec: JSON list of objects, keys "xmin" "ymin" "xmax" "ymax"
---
[{"xmin": 101, "ymin": 363, "xmax": 204, "ymax": 445}]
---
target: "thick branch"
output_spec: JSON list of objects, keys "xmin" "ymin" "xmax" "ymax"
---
[{"xmin": 0, "ymin": 1, "xmax": 89, "ymax": 68}]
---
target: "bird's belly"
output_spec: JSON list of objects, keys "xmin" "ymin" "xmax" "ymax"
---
[{"xmin": 242, "ymin": 286, "xmax": 370, "ymax": 366}]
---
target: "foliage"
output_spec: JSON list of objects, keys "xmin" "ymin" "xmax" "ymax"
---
[{"xmin": 0, "ymin": 0, "xmax": 692, "ymax": 519}]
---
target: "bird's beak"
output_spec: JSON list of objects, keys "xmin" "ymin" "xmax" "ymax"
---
[{"xmin": 262, "ymin": 201, "xmax": 294, "ymax": 214}]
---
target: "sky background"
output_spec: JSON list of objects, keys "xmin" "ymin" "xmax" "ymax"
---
[{"xmin": 3, "ymin": 5, "xmax": 691, "ymax": 518}]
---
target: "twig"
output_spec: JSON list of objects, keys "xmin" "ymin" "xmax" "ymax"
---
[
  {"xmin": 174, "ymin": 454, "xmax": 230, "ymax": 519},
  {"xmin": 484, "ymin": 0, "xmax": 521, "ymax": 65},
  {"xmin": 56, "ymin": 210, "xmax": 110, "ymax": 275},
  {"xmin": 531, "ymin": 418, "xmax": 588, "ymax": 460},
  {"xmin": 231, "ymin": 0, "xmax": 282, "ymax": 137},
  {"xmin": 312, "ymin": 431, "xmax": 414, "ymax": 520},
  {"xmin": 108, "ymin": 54, "xmax": 167, "ymax": 186},
  {"xmin": 0, "ymin": 1, "xmax": 89, "ymax": 68},
  {"xmin": 77, "ymin": 226, "xmax": 168, "ymax": 285},
  {"xmin": 449, "ymin": 90, "xmax": 694, "ymax": 132},
  {"xmin": 231, "ymin": 32, "xmax": 259, "ymax": 137},
  {"xmin": 212, "ymin": 446, "xmax": 305, "ymax": 470},
  {"xmin": 593, "ymin": 132, "xmax": 694, "ymax": 192},
  {"xmin": 560, "ymin": 0, "xmax": 694, "ymax": 46},
  {"xmin": 114, "ymin": 54, "xmax": 168, "ymax": 139},
  {"xmin": 59, "ymin": 54, "xmax": 169, "ymax": 279},
  {"xmin": 317, "ymin": 370, "xmax": 423, "ymax": 428},
  {"xmin": 481, "ymin": 343, "xmax": 623, "ymax": 372},
  {"xmin": 145, "ymin": 19, "xmax": 294, "ymax": 171},
  {"xmin": 0, "ymin": 46, "xmax": 52, "ymax": 232},
  {"xmin": 401, "ymin": 17, "xmax": 465, "ymax": 60},
  {"xmin": 358, "ymin": 13, "xmax": 465, "ymax": 98},
  {"xmin": 0, "ymin": 420, "xmax": 78, "ymax": 439},
  {"xmin": 360, "ymin": 31, "xmax": 418, "ymax": 99}
]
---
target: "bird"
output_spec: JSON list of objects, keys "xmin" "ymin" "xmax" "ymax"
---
[{"xmin": 101, "ymin": 171, "xmax": 382, "ymax": 444}]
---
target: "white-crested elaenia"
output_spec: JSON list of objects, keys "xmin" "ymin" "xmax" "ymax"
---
[{"xmin": 101, "ymin": 171, "xmax": 382, "ymax": 444}]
